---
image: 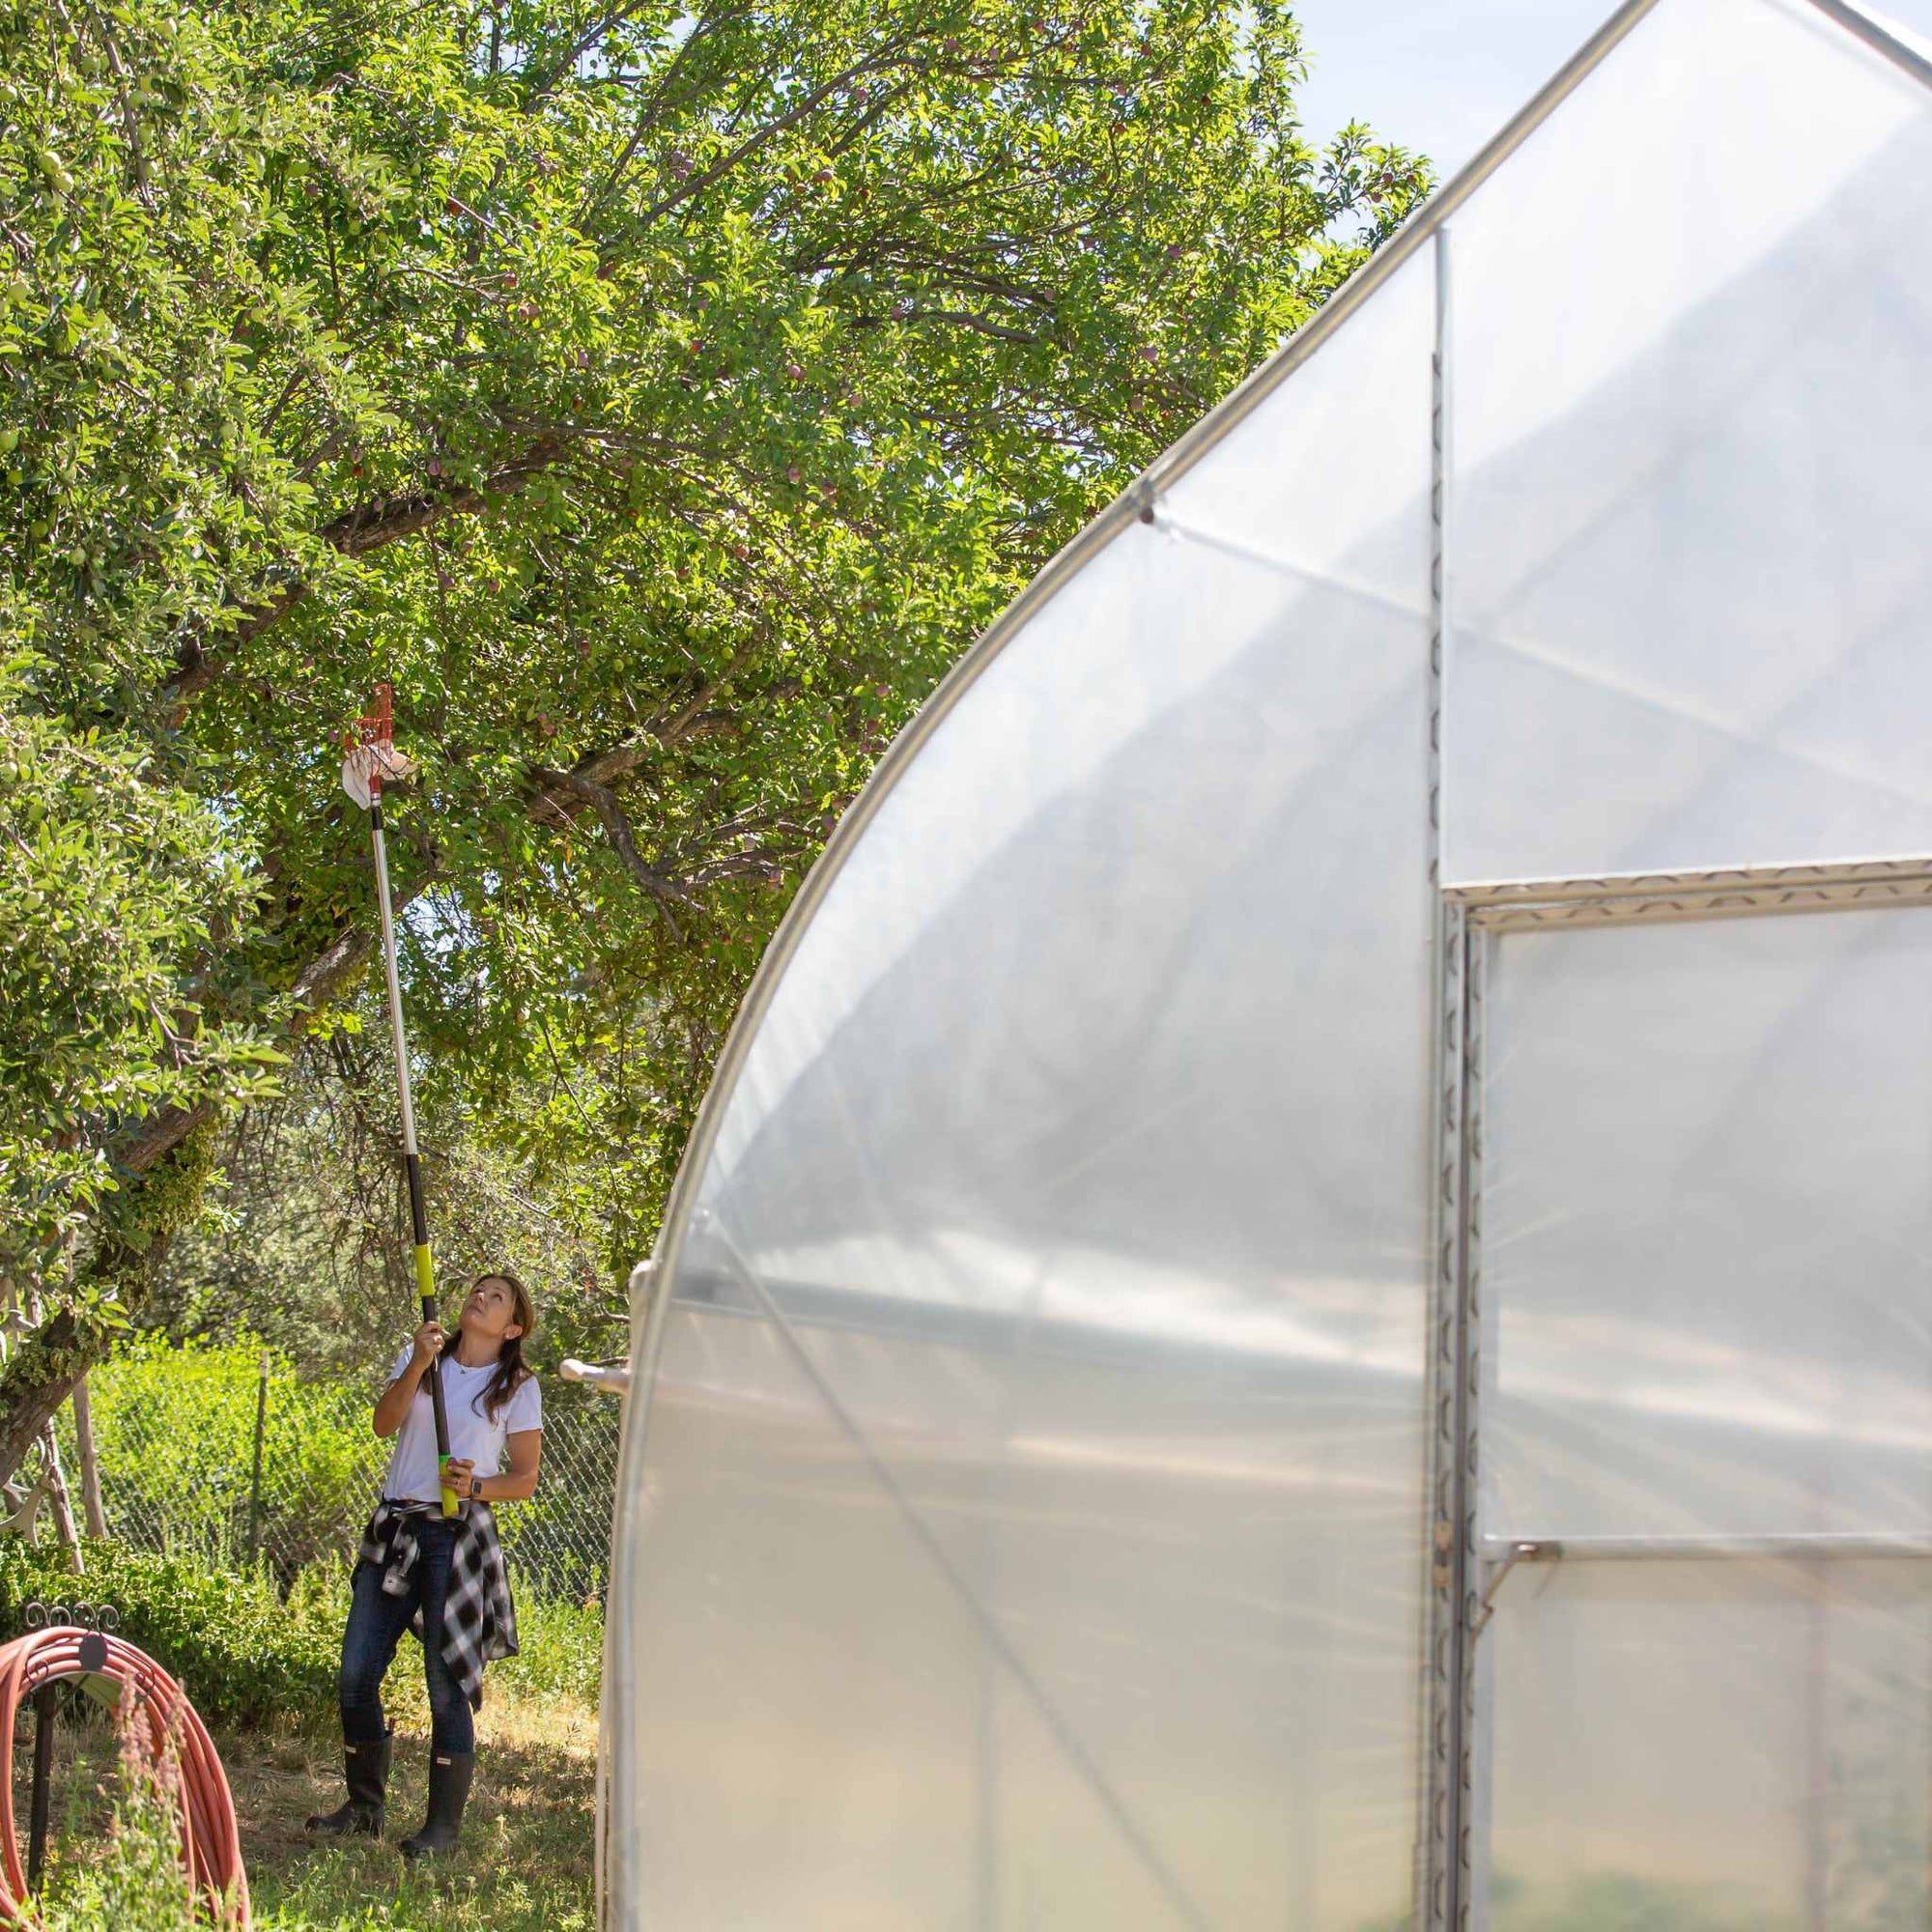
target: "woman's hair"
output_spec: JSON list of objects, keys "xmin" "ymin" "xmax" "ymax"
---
[{"xmin": 459, "ymin": 1269, "xmax": 536, "ymax": 1423}]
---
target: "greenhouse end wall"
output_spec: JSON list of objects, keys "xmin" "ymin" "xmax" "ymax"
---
[{"xmin": 602, "ymin": 2, "xmax": 1932, "ymax": 1927}]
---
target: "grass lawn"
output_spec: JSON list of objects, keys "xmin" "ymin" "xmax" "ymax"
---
[{"xmin": 16, "ymin": 1679, "xmax": 598, "ymax": 1930}]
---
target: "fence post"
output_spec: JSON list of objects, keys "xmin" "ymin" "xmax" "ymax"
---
[{"xmin": 246, "ymin": 1350, "xmax": 270, "ymax": 1567}]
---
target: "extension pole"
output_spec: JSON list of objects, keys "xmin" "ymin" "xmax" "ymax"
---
[{"xmin": 367, "ymin": 783, "xmax": 458, "ymax": 1519}]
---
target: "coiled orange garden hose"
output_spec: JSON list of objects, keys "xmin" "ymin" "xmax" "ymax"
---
[{"xmin": 0, "ymin": 1627, "xmax": 248, "ymax": 1926}]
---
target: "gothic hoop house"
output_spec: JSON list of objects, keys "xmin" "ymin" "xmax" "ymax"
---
[{"xmin": 602, "ymin": 2, "xmax": 1932, "ymax": 1924}]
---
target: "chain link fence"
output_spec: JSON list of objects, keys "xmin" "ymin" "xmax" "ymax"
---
[{"xmin": 50, "ymin": 1338, "xmax": 621, "ymax": 1603}]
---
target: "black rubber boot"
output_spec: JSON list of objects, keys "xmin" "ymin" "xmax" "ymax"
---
[
  {"xmin": 399, "ymin": 1749, "xmax": 474, "ymax": 1861},
  {"xmin": 305, "ymin": 1733, "xmax": 390, "ymax": 1837}
]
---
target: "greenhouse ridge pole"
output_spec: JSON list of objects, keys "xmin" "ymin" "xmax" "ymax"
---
[{"xmin": 1802, "ymin": 0, "xmax": 1932, "ymax": 89}]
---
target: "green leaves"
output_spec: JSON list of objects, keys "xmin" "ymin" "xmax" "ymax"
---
[
  {"xmin": 0, "ymin": 0, "xmax": 1430, "ymax": 1335},
  {"xmin": 0, "ymin": 655, "xmax": 267, "ymax": 1284}
]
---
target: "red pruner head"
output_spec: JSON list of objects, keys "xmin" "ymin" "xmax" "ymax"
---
[{"xmin": 340, "ymin": 681, "xmax": 416, "ymax": 810}]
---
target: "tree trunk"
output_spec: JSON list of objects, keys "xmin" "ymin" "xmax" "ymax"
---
[
  {"xmin": 71, "ymin": 1374, "xmax": 107, "ymax": 1540},
  {"xmin": 0, "ymin": 919, "xmax": 380, "ymax": 1489},
  {"xmin": 40, "ymin": 1426, "xmax": 80, "ymax": 1576},
  {"xmin": 0, "ymin": 1306, "xmax": 99, "ymax": 1493}
]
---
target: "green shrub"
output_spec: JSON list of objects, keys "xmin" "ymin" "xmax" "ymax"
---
[
  {"xmin": 496, "ymin": 1575, "xmax": 603, "ymax": 1708},
  {"xmin": 0, "ymin": 1541, "xmax": 338, "ymax": 1729},
  {"xmin": 1483, "ymin": 1871, "xmax": 1789, "ymax": 1931},
  {"xmin": 0, "ymin": 1538, "xmax": 600, "ymax": 1734}
]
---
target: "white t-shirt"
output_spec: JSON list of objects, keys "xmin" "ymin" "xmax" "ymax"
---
[{"xmin": 382, "ymin": 1349, "xmax": 543, "ymax": 1504}]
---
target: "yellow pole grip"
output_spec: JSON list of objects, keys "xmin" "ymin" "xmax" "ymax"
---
[{"xmin": 414, "ymin": 1244, "xmax": 459, "ymax": 1518}]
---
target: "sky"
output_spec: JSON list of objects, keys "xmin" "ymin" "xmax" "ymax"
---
[{"xmin": 1292, "ymin": 0, "xmax": 1932, "ymax": 182}]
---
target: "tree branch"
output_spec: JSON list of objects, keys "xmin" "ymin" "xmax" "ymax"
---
[
  {"xmin": 0, "ymin": 869, "xmax": 441, "ymax": 1487},
  {"xmin": 523, "ymin": 3, "xmax": 658, "ymax": 105},
  {"xmin": 569, "ymin": 710, "xmax": 737, "ymax": 787},
  {"xmin": 166, "ymin": 440, "xmax": 566, "ymax": 707},
  {"xmin": 905, "ymin": 306, "xmax": 1041, "ymax": 346},
  {"xmin": 528, "ymin": 765, "xmax": 692, "ymax": 902},
  {"xmin": 116, "ymin": 1101, "xmax": 217, "ymax": 1177},
  {"xmin": 609, "ymin": 38, "xmax": 914, "ymax": 226},
  {"xmin": 287, "ymin": 921, "xmax": 378, "ymax": 1017}
]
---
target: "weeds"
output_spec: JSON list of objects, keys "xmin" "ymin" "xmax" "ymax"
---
[{"xmin": 12, "ymin": 1551, "xmax": 602, "ymax": 1929}]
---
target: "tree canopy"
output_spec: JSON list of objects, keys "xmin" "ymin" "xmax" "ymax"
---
[{"xmin": 0, "ymin": 0, "xmax": 1429, "ymax": 1464}]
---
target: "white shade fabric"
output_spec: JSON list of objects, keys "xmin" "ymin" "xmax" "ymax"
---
[
  {"xmin": 1487, "ymin": 1560, "xmax": 1932, "ymax": 1926},
  {"xmin": 603, "ymin": 3, "xmax": 1932, "ymax": 1926},
  {"xmin": 1444, "ymin": 0, "xmax": 1932, "ymax": 884},
  {"xmin": 1484, "ymin": 908, "xmax": 1932, "ymax": 1544}
]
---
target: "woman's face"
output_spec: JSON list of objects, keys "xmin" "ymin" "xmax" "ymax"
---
[{"xmin": 461, "ymin": 1275, "xmax": 525, "ymax": 1344}]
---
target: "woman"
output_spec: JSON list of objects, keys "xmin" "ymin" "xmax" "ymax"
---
[{"xmin": 306, "ymin": 1270, "xmax": 543, "ymax": 1860}]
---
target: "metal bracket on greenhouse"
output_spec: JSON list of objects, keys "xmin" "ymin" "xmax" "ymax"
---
[
  {"xmin": 1471, "ymin": 1541, "xmax": 1541, "ymax": 1637},
  {"xmin": 558, "ymin": 1359, "xmax": 632, "ymax": 1395}
]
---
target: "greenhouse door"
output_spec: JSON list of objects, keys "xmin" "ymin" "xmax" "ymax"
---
[{"xmin": 1458, "ymin": 884, "xmax": 1932, "ymax": 1930}]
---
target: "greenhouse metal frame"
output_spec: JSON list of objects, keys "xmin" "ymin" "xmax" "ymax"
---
[{"xmin": 604, "ymin": 1, "xmax": 1932, "ymax": 1924}]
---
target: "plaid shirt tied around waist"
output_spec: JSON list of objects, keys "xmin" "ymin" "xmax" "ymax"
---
[{"xmin": 357, "ymin": 1499, "xmax": 519, "ymax": 1711}]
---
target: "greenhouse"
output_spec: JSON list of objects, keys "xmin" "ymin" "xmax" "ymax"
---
[{"xmin": 602, "ymin": 0, "xmax": 1932, "ymax": 1925}]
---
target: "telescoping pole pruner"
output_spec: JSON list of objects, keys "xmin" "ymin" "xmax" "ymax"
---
[{"xmin": 342, "ymin": 684, "xmax": 458, "ymax": 1519}]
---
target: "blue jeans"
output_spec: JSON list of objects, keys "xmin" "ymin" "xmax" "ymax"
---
[{"xmin": 339, "ymin": 1517, "xmax": 473, "ymax": 1755}]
